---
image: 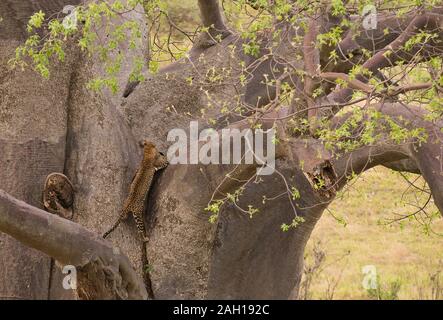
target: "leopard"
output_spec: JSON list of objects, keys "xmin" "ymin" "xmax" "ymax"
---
[{"xmin": 103, "ymin": 140, "xmax": 168, "ymax": 241}]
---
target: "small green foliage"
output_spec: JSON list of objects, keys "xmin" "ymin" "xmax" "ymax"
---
[
  {"xmin": 317, "ymin": 107, "xmax": 428, "ymax": 155},
  {"xmin": 9, "ymin": 0, "xmax": 178, "ymax": 92},
  {"xmin": 291, "ymin": 186, "xmax": 300, "ymax": 200},
  {"xmin": 205, "ymin": 200, "xmax": 224, "ymax": 215},
  {"xmin": 205, "ymin": 199, "xmax": 225, "ymax": 224},
  {"xmin": 209, "ymin": 214, "xmax": 219, "ymax": 224},
  {"xmin": 366, "ymin": 276, "xmax": 402, "ymax": 300},
  {"xmin": 404, "ymin": 31, "xmax": 438, "ymax": 52},
  {"xmin": 242, "ymin": 41, "xmax": 261, "ymax": 57},
  {"xmin": 281, "ymin": 216, "xmax": 306, "ymax": 232},
  {"xmin": 317, "ymin": 26, "xmax": 343, "ymax": 47},
  {"xmin": 313, "ymin": 176, "xmax": 325, "ymax": 190},
  {"xmin": 144, "ymin": 263, "xmax": 154, "ymax": 274},
  {"xmin": 272, "ymin": 135, "xmax": 280, "ymax": 145},
  {"xmin": 9, "ymin": 0, "xmax": 441, "ymax": 241},
  {"xmin": 330, "ymin": 0, "xmax": 346, "ymax": 16},
  {"xmin": 247, "ymin": 205, "xmax": 259, "ymax": 218},
  {"xmin": 27, "ymin": 11, "xmax": 46, "ymax": 33}
]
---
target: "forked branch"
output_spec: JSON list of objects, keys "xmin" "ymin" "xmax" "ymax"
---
[{"xmin": 197, "ymin": 0, "xmax": 231, "ymax": 44}]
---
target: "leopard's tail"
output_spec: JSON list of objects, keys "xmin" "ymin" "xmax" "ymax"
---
[{"xmin": 141, "ymin": 241, "xmax": 155, "ymax": 299}]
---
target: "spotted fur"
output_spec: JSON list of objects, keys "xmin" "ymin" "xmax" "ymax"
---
[{"xmin": 103, "ymin": 140, "xmax": 168, "ymax": 240}]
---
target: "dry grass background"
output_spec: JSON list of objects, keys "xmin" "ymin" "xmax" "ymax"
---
[{"xmin": 302, "ymin": 167, "xmax": 443, "ymax": 300}]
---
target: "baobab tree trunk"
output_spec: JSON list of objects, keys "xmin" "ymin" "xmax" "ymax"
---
[
  {"xmin": 0, "ymin": 1, "xmax": 77, "ymax": 299},
  {"xmin": 0, "ymin": 0, "xmax": 147, "ymax": 299}
]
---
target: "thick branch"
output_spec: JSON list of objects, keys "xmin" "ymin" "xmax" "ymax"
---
[
  {"xmin": 303, "ymin": 17, "xmax": 321, "ymax": 123},
  {"xmin": 335, "ymin": 8, "xmax": 443, "ymax": 65},
  {"xmin": 0, "ymin": 0, "xmax": 82, "ymax": 40},
  {"xmin": 320, "ymin": 72, "xmax": 433, "ymax": 95},
  {"xmin": 0, "ymin": 189, "xmax": 148, "ymax": 300},
  {"xmin": 319, "ymin": 10, "xmax": 442, "ymax": 116},
  {"xmin": 382, "ymin": 159, "xmax": 421, "ymax": 174},
  {"xmin": 330, "ymin": 103, "xmax": 443, "ymax": 213},
  {"xmin": 197, "ymin": 0, "xmax": 231, "ymax": 44},
  {"xmin": 319, "ymin": 72, "xmax": 373, "ymax": 93}
]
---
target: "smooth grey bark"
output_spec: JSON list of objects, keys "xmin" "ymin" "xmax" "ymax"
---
[
  {"xmin": 0, "ymin": 190, "xmax": 148, "ymax": 299},
  {"xmin": 119, "ymin": 33, "xmax": 443, "ymax": 298},
  {"xmin": 62, "ymin": 0, "xmax": 150, "ymax": 295},
  {"xmin": 0, "ymin": 1, "xmax": 81, "ymax": 41},
  {"xmin": 206, "ymin": 165, "xmax": 325, "ymax": 299},
  {"xmin": 0, "ymin": 0, "xmax": 147, "ymax": 299},
  {"xmin": 0, "ymin": 40, "xmax": 73, "ymax": 300}
]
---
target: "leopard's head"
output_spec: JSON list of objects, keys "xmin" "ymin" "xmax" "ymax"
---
[{"xmin": 142, "ymin": 140, "xmax": 168, "ymax": 171}]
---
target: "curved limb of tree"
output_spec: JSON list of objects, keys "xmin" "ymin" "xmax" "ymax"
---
[
  {"xmin": 0, "ymin": 189, "xmax": 148, "ymax": 300},
  {"xmin": 329, "ymin": 102, "xmax": 443, "ymax": 210},
  {"xmin": 319, "ymin": 9, "xmax": 443, "ymax": 116},
  {"xmin": 382, "ymin": 159, "xmax": 421, "ymax": 174}
]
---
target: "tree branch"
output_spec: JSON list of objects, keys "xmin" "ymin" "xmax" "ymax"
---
[
  {"xmin": 319, "ymin": 72, "xmax": 374, "ymax": 93},
  {"xmin": 318, "ymin": 10, "xmax": 442, "ymax": 117},
  {"xmin": 335, "ymin": 8, "xmax": 443, "ymax": 65},
  {"xmin": 382, "ymin": 159, "xmax": 421, "ymax": 174},
  {"xmin": 303, "ymin": 16, "xmax": 321, "ymax": 125},
  {"xmin": 197, "ymin": 0, "xmax": 231, "ymax": 45},
  {"xmin": 0, "ymin": 189, "xmax": 148, "ymax": 300},
  {"xmin": 330, "ymin": 103, "xmax": 443, "ymax": 213},
  {"xmin": 320, "ymin": 72, "xmax": 433, "ymax": 95}
]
